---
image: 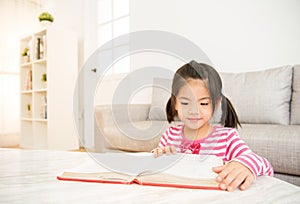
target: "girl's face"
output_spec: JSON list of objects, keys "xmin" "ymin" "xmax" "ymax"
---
[{"xmin": 175, "ymin": 78, "xmax": 213, "ymax": 131}]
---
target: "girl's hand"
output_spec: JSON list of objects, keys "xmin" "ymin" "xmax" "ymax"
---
[
  {"xmin": 152, "ymin": 146, "xmax": 177, "ymax": 158},
  {"xmin": 212, "ymin": 161, "xmax": 255, "ymax": 192}
]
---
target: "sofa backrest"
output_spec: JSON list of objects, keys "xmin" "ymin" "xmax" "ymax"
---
[{"xmin": 291, "ymin": 65, "xmax": 300, "ymax": 125}]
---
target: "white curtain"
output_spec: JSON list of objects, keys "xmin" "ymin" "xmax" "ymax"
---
[
  {"xmin": 0, "ymin": 73, "xmax": 19, "ymax": 146},
  {"xmin": 0, "ymin": 0, "xmax": 46, "ymax": 146}
]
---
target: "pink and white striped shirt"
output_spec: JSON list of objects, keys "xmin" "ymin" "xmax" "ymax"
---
[{"xmin": 157, "ymin": 124, "xmax": 274, "ymax": 178}]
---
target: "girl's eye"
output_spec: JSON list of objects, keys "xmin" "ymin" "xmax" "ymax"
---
[
  {"xmin": 180, "ymin": 102, "xmax": 189, "ymax": 105},
  {"xmin": 200, "ymin": 102, "xmax": 209, "ymax": 106}
]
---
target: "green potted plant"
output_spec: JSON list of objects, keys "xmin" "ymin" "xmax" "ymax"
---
[
  {"xmin": 38, "ymin": 12, "xmax": 54, "ymax": 27},
  {"xmin": 21, "ymin": 47, "xmax": 30, "ymax": 63},
  {"xmin": 41, "ymin": 73, "xmax": 47, "ymax": 87},
  {"xmin": 26, "ymin": 103, "xmax": 31, "ymax": 117},
  {"xmin": 38, "ymin": 12, "xmax": 54, "ymax": 22}
]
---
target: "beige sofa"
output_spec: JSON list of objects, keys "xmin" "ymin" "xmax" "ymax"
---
[{"xmin": 94, "ymin": 65, "xmax": 300, "ymax": 186}]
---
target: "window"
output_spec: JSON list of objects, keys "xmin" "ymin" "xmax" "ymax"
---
[{"xmin": 96, "ymin": 0, "xmax": 130, "ymax": 74}]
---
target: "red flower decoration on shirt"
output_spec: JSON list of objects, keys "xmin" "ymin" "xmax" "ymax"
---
[
  {"xmin": 180, "ymin": 141, "xmax": 201, "ymax": 154},
  {"xmin": 189, "ymin": 142, "xmax": 201, "ymax": 154}
]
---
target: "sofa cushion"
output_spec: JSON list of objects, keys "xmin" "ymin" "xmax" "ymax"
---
[
  {"xmin": 102, "ymin": 121, "xmax": 169, "ymax": 152},
  {"xmin": 220, "ymin": 65, "xmax": 293, "ymax": 125},
  {"xmin": 238, "ymin": 124, "xmax": 300, "ymax": 176},
  {"xmin": 291, "ymin": 65, "xmax": 300, "ymax": 125},
  {"xmin": 148, "ymin": 77, "xmax": 172, "ymax": 121}
]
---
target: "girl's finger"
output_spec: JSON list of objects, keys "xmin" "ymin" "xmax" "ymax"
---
[
  {"xmin": 165, "ymin": 146, "xmax": 171, "ymax": 155},
  {"xmin": 157, "ymin": 148, "xmax": 164, "ymax": 157},
  {"xmin": 227, "ymin": 172, "xmax": 246, "ymax": 192},
  {"xmin": 170, "ymin": 146, "xmax": 177, "ymax": 154},
  {"xmin": 152, "ymin": 148, "xmax": 159, "ymax": 158},
  {"xmin": 222, "ymin": 168, "xmax": 242, "ymax": 190},
  {"xmin": 212, "ymin": 165, "xmax": 226, "ymax": 174},
  {"xmin": 240, "ymin": 175, "xmax": 254, "ymax": 191},
  {"xmin": 212, "ymin": 165, "xmax": 227, "ymax": 183}
]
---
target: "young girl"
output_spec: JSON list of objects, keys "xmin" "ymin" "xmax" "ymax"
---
[{"xmin": 152, "ymin": 61, "xmax": 273, "ymax": 192}]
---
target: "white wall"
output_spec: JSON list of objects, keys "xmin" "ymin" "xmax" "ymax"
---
[
  {"xmin": 50, "ymin": 0, "xmax": 87, "ymax": 70},
  {"xmin": 130, "ymin": 0, "xmax": 300, "ymax": 72},
  {"xmin": 95, "ymin": 0, "xmax": 300, "ymax": 105}
]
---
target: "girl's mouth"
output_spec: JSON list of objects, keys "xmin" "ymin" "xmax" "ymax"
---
[{"xmin": 187, "ymin": 118, "xmax": 201, "ymax": 121}]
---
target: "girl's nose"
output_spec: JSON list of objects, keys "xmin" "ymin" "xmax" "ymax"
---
[{"xmin": 189, "ymin": 104, "xmax": 199, "ymax": 114}]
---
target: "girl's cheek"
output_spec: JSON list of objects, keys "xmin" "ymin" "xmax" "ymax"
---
[{"xmin": 177, "ymin": 109, "xmax": 185, "ymax": 120}]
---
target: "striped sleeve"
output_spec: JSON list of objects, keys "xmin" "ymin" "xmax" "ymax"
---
[
  {"xmin": 157, "ymin": 125, "xmax": 183, "ymax": 150},
  {"xmin": 225, "ymin": 129, "xmax": 274, "ymax": 178},
  {"xmin": 158, "ymin": 127, "xmax": 170, "ymax": 147}
]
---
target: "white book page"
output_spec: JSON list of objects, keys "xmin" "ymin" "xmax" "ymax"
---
[
  {"xmin": 61, "ymin": 152, "xmax": 223, "ymax": 180},
  {"xmin": 162, "ymin": 154, "xmax": 223, "ymax": 179}
]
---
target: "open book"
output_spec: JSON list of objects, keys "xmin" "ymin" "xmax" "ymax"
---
[{"xmin": 57, "ymin": 152, "xmax": 223, "ymax": 190}]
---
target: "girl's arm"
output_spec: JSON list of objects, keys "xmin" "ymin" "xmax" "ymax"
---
[
  {"xmin": 225, "ymin": 129, "xmax": 274, "ymax": 178},
  {"xmin": 213, "ymin": 128, "xmax": 274, "ymax": 191}
]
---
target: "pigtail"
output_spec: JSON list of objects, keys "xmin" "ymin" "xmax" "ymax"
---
[
  {"xmin": 221, "ymin": 96, "xmax": 241, "ymax": 129},
  {"xmin": 166, "ymin": 97, "xmax": 177, "ymax": 123}
]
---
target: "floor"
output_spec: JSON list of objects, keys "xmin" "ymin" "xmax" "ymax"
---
[{"xmin": 4, "ymin": 145, "xmax": 87, "ymax": 152}]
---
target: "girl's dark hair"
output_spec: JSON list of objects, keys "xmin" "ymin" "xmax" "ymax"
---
[{"xmin": 166, "ymin": 60, "xmax": 241, "ymax": 129}]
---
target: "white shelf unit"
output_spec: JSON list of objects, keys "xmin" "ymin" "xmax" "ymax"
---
[{"xmin": 20, "ymin": 28, "xmax": 79, "ymax": 150}]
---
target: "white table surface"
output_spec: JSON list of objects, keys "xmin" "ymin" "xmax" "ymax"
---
[{"xmin": 0, "ymin": 148, "xmax": 299, "ymax": 204}]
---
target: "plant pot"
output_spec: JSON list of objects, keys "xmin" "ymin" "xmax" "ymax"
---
[
  {"xmin": 39, "ymin": 20, "xmax": 52, "ymax": 28},
  {"xmin": 23, "ymin": 56, "xmax": 30, "ymax": 63},
  {"xmin": 26, "ymin": 110, "xmax": 31, "ymax": 118}
]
